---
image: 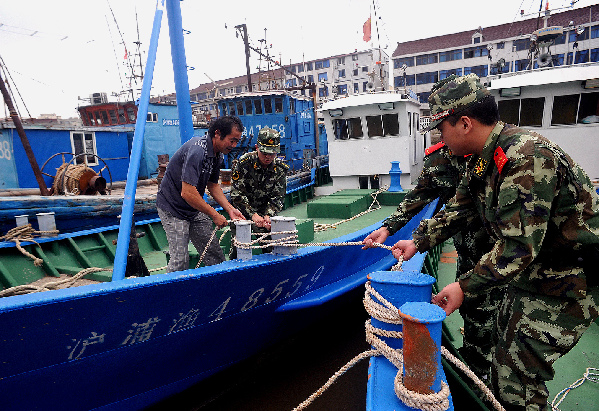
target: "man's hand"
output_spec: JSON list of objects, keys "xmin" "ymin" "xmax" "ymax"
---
[
  {"xmin": 362, "ymin": 227, "xmax": 390, "ymax": 249},
  {"xmin": 390, "ymin": 240, "xmax": 418, "ymax": 261},
  {"xmin": 431, "ymin": 282, "xmax": 464, "ymax": 315},
  {"xmin": 211, "ymin": 213, "xmax": 228, "ymax": 229},
  {"xmin": 228, "ymin": 207, "xmax": 245, "ymax": 222}
]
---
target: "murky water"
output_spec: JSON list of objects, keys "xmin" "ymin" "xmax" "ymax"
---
[{"xmin": 146, "ymin": 288, "xmax": 370, "ymax": 411}]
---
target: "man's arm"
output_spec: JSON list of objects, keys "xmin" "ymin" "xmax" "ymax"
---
[{"xmin": 206, "ymin": 181, "xmax": 245, "ymax": 226}]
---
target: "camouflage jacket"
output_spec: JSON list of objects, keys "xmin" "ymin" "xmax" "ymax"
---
[
  {"xmin": 413, "ymin": 122, "xmax": 599, "ymax": 298},
  {"xmin": 230, "ymin": 151, "xmax": 288, "ymax": 219},
  {"xmin": 384, "ymin": 142, "xmax": 492, "ymax": 275}
]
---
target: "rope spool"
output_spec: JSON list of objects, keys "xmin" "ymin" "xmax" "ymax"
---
[{"xmin": 53, "ymin": 163, "xmax": 100, "ymax": 195}]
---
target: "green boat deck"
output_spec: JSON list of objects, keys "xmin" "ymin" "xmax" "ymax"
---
[{"xmin": 433, "ymin": 240, "xmax": 599, "ymax": 410}]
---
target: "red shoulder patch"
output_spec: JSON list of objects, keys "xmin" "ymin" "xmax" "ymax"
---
[
  {"xmin": 425, "ymin": 142, "xmax": 446, "ymax": 156},
  {"xmin": 494, "ymin": 147, "xmax": 508, "ymax": 174}
]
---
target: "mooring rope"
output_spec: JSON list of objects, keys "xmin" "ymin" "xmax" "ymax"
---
[
  {"xmin": 0, "ymin": 267, "xmax": 109, "ymax": 297},
  {"xmin": 292, "ymin": 280, "xmax": 506, "ymax": 411},
  {"xmin": 0, "ymin": 224, "xmax": 59, "ymax": 267},
  {"xmin": 551, "ymin": 367, "xmax": 599, "ymax": 410}
]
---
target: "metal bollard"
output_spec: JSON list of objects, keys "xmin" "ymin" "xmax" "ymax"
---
[
  {"xmin": 388, "ymin": 161, "xmax": 403, "ymax": 192},
  {"xmin": 234, "ymin": 221, "xmax": 253, "ymax": 261},
  {"xmin": 15, "ymin": 215, "xmax": 29, "ymax": 227},
  {"xmin": 270, "ymin": 216, "xmax": 297, "ymax": 255},
  {"xmin": 398, "ymin": 301, "xmax": 446, "ymax": 395},
  {"xmin": 368, "ymin": 270, "xmax": 436, "ymax": 349},
  {"xmin": 36, "ymin": 212, "xmax": 57, "ymax": 237}
]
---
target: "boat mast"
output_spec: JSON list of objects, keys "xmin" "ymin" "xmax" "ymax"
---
[
  {"xmin": 112, "ymin": 0, "xmax": 165, "ymax": 281},
  {"xmin": 0, "ymin": 65, "xmax": 50, "ymax": 196}
]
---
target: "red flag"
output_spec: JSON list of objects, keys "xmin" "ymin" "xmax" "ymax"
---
[
  {"xmin": 363, "ymin": 17, "xmax": 371, "ymax": 42},
  {"xmin": 124, "ymin": 49, "xmax": 128, "ymax": 60}
]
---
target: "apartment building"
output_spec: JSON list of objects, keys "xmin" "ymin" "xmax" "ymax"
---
[
  {"xmin": 391, "ymin": 5, "xmax": 599, "ymax": 114},
  {"xmin": 155, "ymin": 48, "xmax": 390, "ymax": 122}
]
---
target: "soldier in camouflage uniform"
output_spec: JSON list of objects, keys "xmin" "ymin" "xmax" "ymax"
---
[
  {"xmin": 363, "ymin": 138, "xmax": 497, "ymax": 379},
  {"xmin": 230, "ymin": 127, "xmax": 288, "ymax": 257},
  {"xmin": 392, "ymin": 73, "xmax": 599, "ymax": 410}
]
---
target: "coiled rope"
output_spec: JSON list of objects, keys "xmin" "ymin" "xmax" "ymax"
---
[{"xmin": 292, "ymin": 280, "xmax": 506, "ymax": 411}]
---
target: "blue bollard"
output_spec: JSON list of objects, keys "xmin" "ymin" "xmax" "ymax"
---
[{"xmin": 388, "ymin": 161, "xmax": 403, "ymax": 192}]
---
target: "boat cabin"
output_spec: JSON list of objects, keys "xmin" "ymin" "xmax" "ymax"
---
[
  {"xmin": 320, "ymin": 92, "xmax": 425, "ymax": 191},
  {"xmin": 488, "ymin": 63, "xmax": 599, "ymax": 179},
  {"xmin": 212, "ymin": 90, "xmax": 327, "ymax": 171}
]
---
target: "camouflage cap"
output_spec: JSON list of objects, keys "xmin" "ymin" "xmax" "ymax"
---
[
  {"xmin": 422, "ymin": 73, "xmax": 490, "ymax": 133},
  {"xmin": 257, "ymin": 127, "xmax": 281, "ymax": 154}
]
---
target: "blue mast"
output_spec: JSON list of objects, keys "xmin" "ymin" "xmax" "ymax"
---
[{"xmin": 112, "ymin": 0, "xmax": 165, "ymax": 281}]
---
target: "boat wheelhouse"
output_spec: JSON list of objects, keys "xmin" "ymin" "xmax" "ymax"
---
[
  {"xmin": 487, "ymin": 62, "xmax": 599, "ymax": 179},
  {"xmin": 320, "ymin": 92, "xmax": 425, "ymax": 191},
  {"xmin": 212, "ymin": 90, "xmax": 327, "ymax": 171}
]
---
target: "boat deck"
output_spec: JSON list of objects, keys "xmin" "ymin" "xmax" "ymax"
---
[{"xmin": 436, "ymin": 240, "xmax": 599, "ymax": 410}]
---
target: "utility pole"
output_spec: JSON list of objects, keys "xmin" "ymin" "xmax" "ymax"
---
[{"xmin": 235, "ymin": 24, "xmax": 252, "ymax": 93}]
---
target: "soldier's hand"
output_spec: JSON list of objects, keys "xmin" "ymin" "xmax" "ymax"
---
[
  {"xmin": 391, "ymin": 240, "xmax": 417, "ymax": 261},
  {"xmin": 252, "ymin": 213, "xmax": 265, "ymax": 228},
  {"xmin": 431, "ymin": 282, "xmax": 464, "ymax": 315},
  {"xmin": 263, "ymin": 215, "xmax": 272, "ymax": 230},
  {"xmin": 362, "ymin": 227, "xmax": 390, "ymax": 249}
]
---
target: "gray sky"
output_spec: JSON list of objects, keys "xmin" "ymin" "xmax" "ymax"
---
[{"xmin": 0, "ymin": 0, "xmax": 594, "ymax": 118}]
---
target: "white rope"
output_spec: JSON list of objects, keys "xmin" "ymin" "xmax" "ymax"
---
[{"xmin": 551, "ymin": 367, "xmax": 599, "ymax": 410}]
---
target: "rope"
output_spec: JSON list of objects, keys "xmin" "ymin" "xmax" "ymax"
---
[
  {"xmin": 551, "ymin": 367, "xmax": 599, "ymax": 410},
  {"xmin": 314, "ymin": 186, "xmax": 388, "ymax": 232},
  {"xmin": 293, "ymin": 280, "xmax": 506, "ymax": 411},
  {"xmin": 0, "ymin": 224, "xmax": 59, "ymax": 267},
  {"xmin": 0, "ymin": 267, "xmax": 109, "ymax": 297}
]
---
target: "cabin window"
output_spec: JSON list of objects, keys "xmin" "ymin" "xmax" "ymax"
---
[
  {"xmin": 552, "ymin": 94, "xmax": 579, "ymax": 125},
  {"xmin": 228, "ymin": 102, "xmax": 236, "ymax": 116},
  {"xmin": 99, "ymin": 110, "xmax": 109, "ymax": 125},
  {"xmin": 275, "ymin": 97, "xmax": 283, "ymax": 113},
  {"xmin": 383, "ymin": 113, "xmax": 400, "ymax": 135},
  {"xmin": 498, "ymin": 97, "xmax": 544, "ymax": 127},
  {"xmin": 366, "ymin": 116, "xmax": 383, "ymax": 137},
  {"xmin": 290, "ymin": 99, "xmax": 295, "ymax": 115},
  {"xmin": 71, "ymin": 132, "xmax": 97, "ymax": 166},
  {"xmin": 126, "ymin": 107, "xmax": 136, "ymax": 122},
  {"xmin": 146, "ymin": 112, "xmax": 158, "ymax": 122},
  {"xmin": 236, "ymin": 101, "xmax": 244, "ymax": 116},
  {"xmin": 245, "ymin": 100, "xmax": 253, "ymax": 115},
  {"xmin": 579, "ymin": 92, "xmax": 599, "ymax": 123},
  {"xmin": 220, "ymin": 103, "xmax": 227, "ymax": 115},
  {"xmin": 348, "ymin": 118, "xmax": 362, "ymax": 138},
  {"xmin": 118, "ymin": 108, "xmax": 126, "ymax": 123},
  {"xmin": 254, "ymin": 100, "xmax": 263, "ymax": 115},
  {"xmin": 109, "ymin": 110, "xmax": 117, "ymax": 124},
  {"xmin": 333, "ymin": 119, "xmax": 349, "ymax": 140},
  {"xmin": 264, "ymin": 98, "xmax": 273, "ymax": 114}
]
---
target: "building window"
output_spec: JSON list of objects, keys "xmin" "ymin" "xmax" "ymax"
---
[
  {"xmin": 71, "ymin": 132, "xmax": 97, "ymax": 165},
  {"xmin": 394, "ymin": 74, "xmax": 415, "ymax": 87},
  {"xmin": 318, "ymin": 72, "xmax": 328, "ymax": 82},
  {"xmin": 338, "ymin": 84, "xmax": 348, "ymax": 95},
  {"xmin": 416, "ymin": 71, "xmax": 439, "ymax": 85},
  {"xmin": 574, "ymin": 49, "xmax": 590, "ymax": 64},
  {"xmin": 352, "ymin": 54, "xmax": 359, "ymax": 61},
  {"xmin": 363, "ymin": 81, "xmax": 369, "ymax": 92},
  {"xmin": 569, "ymin": 27, "xmax": 589, "ymax": 42},
  {"xmin": 308, "ymin": 75, "xmax": 314, "ymax": 83},
  {"xmin": 553, "ymin": 54, "xmax": 565, "ymax": 66},
  {"xmin": 315, "ymin": 59, "xmax": 330, "ymax": 69},
  {"xmin": 440, "ymin": 68, "xmax": 462, "ymax": 79},
  {"xmin": 419, "ymin": 92, "xmax": 431, "ymax": 104},
  {"xmin": 497, "ymin": 42, "xmax": 505, "ymax": 49},
  {"xmin": 592, "ymin": 48, "xmax": 599, "ymax": 62},
  {"xmin": 394, "ymin": 57, "xmax": 415, "ymax": 68},
  {"xmin": 512, "ymin": 38, "xmax": 530, "ymax": 52},
  {"xmin": 362, "ymin": 66, "xmax": 369, "ymax": 72},
  {"xmin": 473, "ymin": 35, "xmax": 481, "ymax": 44},
  {"xmin": 286, "ymin": 78, "xmax": 297, "ymax": 87},
  {"xmin": 464, "ymin": 65, "xmax": 488, "ymax": 77},
  {"xmin": 296, "ymin": 64, "xmax": 304, "ymax": 73},
  {"xmin": 319, "ymin": 86, "xmax": 328, "ymax": 97},
  {"xmin": 514, "ymin": 59, "xmax": 529, "ymax": 72},
  {"xmin": 337, "ymin": 57, "xmax": 345, "ymax": 65},
  {"xmin": 416, "ymin": 53, "xmax": 438, "ymax": 65},
  {"xmin": 592, "ymin": 25, "xmax": 599, "ymax": 39},
  {"xmin": 353, "ymin": 83, "xmax": 359, "ymax": 93},
  {"xmin": 290, "ymin": 65, "xmax": 296, "ymax": 73},
  {"xmin": 338, "ymin": 69, "xmax": 346, "ymax": 78},
  {"xmin": 353, "ymin": 69, "xmax": 359, "ymax": 76},
  {"xmin": 439, "ymin": 50, "xmax": 462, "ymax": 62},
  {"xmin": 305, "ymin": 62, "xmax": 313, "ymax": 71},
  {"xmin": 464, "ymin": 45, "xmax": 489, "ymax": 59},
  {"xmin": 490, "ymin": 62, "xmax": 510, "ymax": 75},
  {"xmin": 146, "ymin": 112, "xmax": 158, "ymax": 122}
]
